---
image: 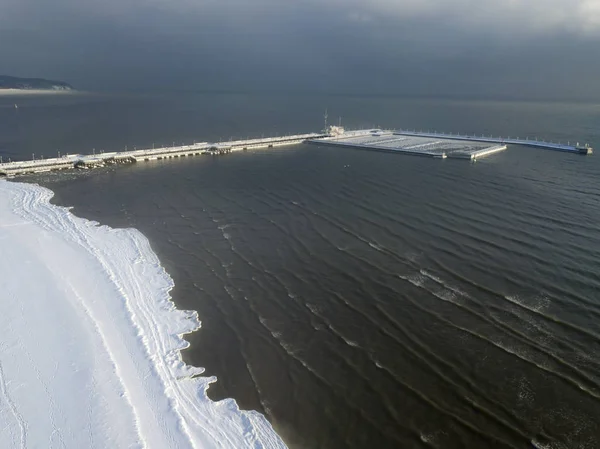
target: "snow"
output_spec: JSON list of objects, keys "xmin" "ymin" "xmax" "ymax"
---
[
  {"xmin": 0, "ymin": 180, "xmax": 287, "ymax": 449},
  {"xmin": 0, "ymin": 89, "xmax": 75, "ymax": 96}
]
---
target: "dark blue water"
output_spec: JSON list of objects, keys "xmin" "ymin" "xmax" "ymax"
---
[{"xmin": 3, "ymin": 92, "xmax": 600, "ymax": 448}]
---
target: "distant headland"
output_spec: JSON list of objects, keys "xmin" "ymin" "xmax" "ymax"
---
[{"xmin": 0, "ymin": 75, "xmax": 74, "ymax": 94}]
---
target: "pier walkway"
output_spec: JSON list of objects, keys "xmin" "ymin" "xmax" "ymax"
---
[{"xmin": 0, "ymin": 133, "xmax": 325, "ymax": 176}]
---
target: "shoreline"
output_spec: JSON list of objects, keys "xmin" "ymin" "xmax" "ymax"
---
[
  {"xmin": 0, "ymin": 88, "xmax": 77, "ymax": 96},
  {"xmin": 0, "ymin": 179, "xmax": 287, "ymax": 449}
]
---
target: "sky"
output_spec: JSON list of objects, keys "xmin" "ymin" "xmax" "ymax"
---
[{"xmin": 1, "ymin": 0, "xmax": 599, "ymax": 100}]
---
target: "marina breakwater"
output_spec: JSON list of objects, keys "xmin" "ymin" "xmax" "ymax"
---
[
  {"xmin": 392, "ymin": 129, "xmax": 593, "ymax": 155},
  {"xmin": 310, "ymin": 129, "xmax": 593, "ymax": 160},
  {"xmin": 0, "ymin": 128, "xmax": 592, "ymax": 176}
]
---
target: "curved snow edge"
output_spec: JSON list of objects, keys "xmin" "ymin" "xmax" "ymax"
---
[{"xmin": 3, "ymin": 179, "xmax": 287, "ymax": 449}]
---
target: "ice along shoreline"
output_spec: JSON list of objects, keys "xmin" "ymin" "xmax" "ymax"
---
[{"xmin": 0, "ymin": 179, "xmax": 287, "ymax": 449}]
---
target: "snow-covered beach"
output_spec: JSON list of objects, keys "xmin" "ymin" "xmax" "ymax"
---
[
  {"xmin": 0, "ymin": 180, "xmax": 287, "ymax": 449},
  {"xmin": 0, "ymin": 89, "xmax": 75, "ymax": 96}
]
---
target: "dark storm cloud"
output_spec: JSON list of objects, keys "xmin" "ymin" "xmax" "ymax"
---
[{"xmin": 1, "ymin": 0, "xmax": 599, "ymax": 99}]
